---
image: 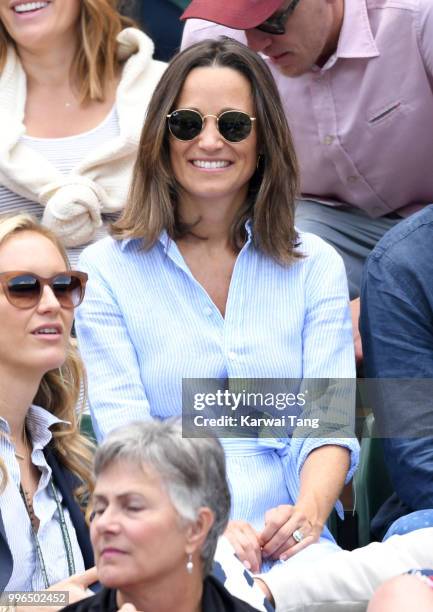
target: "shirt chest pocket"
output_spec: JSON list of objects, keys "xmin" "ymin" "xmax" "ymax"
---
[{"xmin": 367, "ymin": 100, "xmax": 404, "ymax": 126}]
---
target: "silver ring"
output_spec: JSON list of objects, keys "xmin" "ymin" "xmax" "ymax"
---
[{"xmin": 292, "ymin": 529, "xmax": 304, "ymax": 543}]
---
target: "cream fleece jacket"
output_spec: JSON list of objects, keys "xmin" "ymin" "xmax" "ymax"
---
[{"xmin": 0, "ymin": 28, "xmax": 166, "ymax": 247}]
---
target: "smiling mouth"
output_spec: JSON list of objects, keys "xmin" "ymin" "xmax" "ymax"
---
[
  {"xmin": 191, "ymin": 160, "xmax": 231, "ymax": 169},
  {"xmin": 13, "ymin": 1, "xmax": 50, "ymax": 14}
]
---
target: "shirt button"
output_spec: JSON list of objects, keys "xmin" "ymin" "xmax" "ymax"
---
[
  {"xmin": 323, "ymin": 135, "xmax": 335, "ymax": 145},
  {"xmin": 203, "ymin": 306, "xmax": 213, "ymax": 316},
  {"xmin": 348, "ymin": 175, "xmax": 359, "ymax": 183},
  {"xmin": 227, "ymin": 351, "xmax": 237, "ymax": 361}
]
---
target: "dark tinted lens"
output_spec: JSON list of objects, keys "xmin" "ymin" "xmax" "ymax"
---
[
  {"xmin": 168, "ymin": 110, "xmax": 203, "ymax": 141},
  {"xmin": 7, "ymin": 274, "xmax": 40, "ymax": 307},
  {"xmin": 52, "ymin": 274, "xmax": 83, "ymax": 308},
  {"xmin": 256, "ymin": 20, "xmax": 285, "ymax": 34},
  {"xmin": 218, "ymin": 112, "xmax": 252, "ymax": 142}
]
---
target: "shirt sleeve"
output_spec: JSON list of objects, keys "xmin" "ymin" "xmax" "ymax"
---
[
  {"xmin": 360, "ymin": 245, "xmax": 433, "ymax": 510},
  {"xmin": 291, "ymin": 239, "xmax": 359, "ymax": 502},
  {"xmin": 75, "ymin": 250, "xmax": 151, "ymax": 442},
  {"xmin": 417, "ymin": 0, "xmax": 433, "ymax": 78},
  {"xmin": 261, "ymin": 528, "xmax": 433, "ymax": 611}
]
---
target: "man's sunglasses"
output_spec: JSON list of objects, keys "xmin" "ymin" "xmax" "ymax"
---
[
  {"xmin": 256, "ymin": 0, "xmax": 301, "ymax": 35},
  {"xmin": 167, "ymin": 109, "xmax": 256, "ymax": 143},
  {"xmin": 0, "ymin": 271, "xmax": 88, "ymax": 309}
]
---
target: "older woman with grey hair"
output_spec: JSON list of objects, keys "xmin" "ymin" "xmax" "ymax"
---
[{"xmin": 61, "ymin": 420, "xmax": 263, "ymax": 612}]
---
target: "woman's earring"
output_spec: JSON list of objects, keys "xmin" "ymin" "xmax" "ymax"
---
[
  {"xmin": 256, "ymin": 154, "xmax": 262, "ymax": 170},
  {"xmin": 186, "ymin": 553, "xmax": 194, "ymax": 574}
]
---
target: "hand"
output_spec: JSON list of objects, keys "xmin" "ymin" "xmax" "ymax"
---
[
  {"xmin": 224, "ymin": 520, "xmax": 262, "ymax": 573},
  {"xmin": 47, "ymin": 566, "xmax": 98, "ymax": 601},
  {"xmin": 16, "ymin": 567, "xmax": 98, "ymax": 612},
  {"xmin": 350, "ymin": 297, "xmax": 363, "ymax": 365},
  {"xmin": 259, "ymin": 504, "xmax": 320, "ymax": 561}
]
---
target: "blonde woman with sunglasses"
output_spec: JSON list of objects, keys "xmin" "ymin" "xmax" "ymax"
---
[{"xmin": 0, "ymin": 214, "xmax": 96, "ymax": 609}]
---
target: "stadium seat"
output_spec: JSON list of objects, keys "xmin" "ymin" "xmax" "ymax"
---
[{"xmin": 354, "ymin": 413, "xmax": 393, "ymax": 546}]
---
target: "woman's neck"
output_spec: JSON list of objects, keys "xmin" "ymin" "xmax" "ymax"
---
[
  {"xmin": 0, "ymin": 366, "xmax": 40, "ymax": 440},
  {"xmin": 177, "ymin": 188, "xmax": 249, "ymax": 247},
  {"xmin": 18, "ymin": 35, "xmax": 78, "ymax": 91},
  {"xmin": 116, "ymin": 571, "xmax": 203, "ymax": 612}
]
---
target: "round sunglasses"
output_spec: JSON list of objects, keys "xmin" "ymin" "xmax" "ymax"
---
[
  {"xmin": 166, "ymin": 109, "xmax": 256, "ymax": 143},
  {"xmin": 0, "ymin": 271, "xmax": 88, "ymax": 309}
]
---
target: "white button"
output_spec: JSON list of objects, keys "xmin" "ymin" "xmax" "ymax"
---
[
  {"xmin": 323, "ymin": 135, "xmax": 335, "ymax": 145},
  {"xmin": 227, "ymin": 351, "xmax": 237, "ymax": 361},
  {"xmin": 203, "ymin": 307, "xmax": 213, "ymax": 316},
  {"xmin": 348, "ymin": 175, "xmax": 358, "ymax": 183}
]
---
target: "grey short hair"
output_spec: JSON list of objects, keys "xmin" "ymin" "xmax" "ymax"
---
[{"xmin": 93, "ymin": 420, "xmax": 231, "ymax": 575}]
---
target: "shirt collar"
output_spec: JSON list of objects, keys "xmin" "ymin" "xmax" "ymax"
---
[
  {"xmin": 0, "ymin": 405, "xmax": 69, "ymax": 451},
  {"xmin": 336, "ymin": 0, "xmax": 379, "ymax": 60},
  {"xmin": 120, "ymin": 237, "xmax": 134, "ymax": 251},
  {"xmin": 120, "ymin": 220, "xmax": 254, "ymax": 254}
]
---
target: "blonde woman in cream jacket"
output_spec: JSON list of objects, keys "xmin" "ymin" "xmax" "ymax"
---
[{"xmin": 0, "ymin": 0, "xmax": 166, "ymax": 265}]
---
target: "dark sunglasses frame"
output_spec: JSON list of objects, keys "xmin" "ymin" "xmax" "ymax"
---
[
  {"xmin": 0, "ymin": 271, "xmax": 88, "ymax": 309},
  {"xmin": 256, "ymin": 0, "xmax": 301, "ymax": 35},
  {"xmin": 166, "ymin": 108, "xmax": 256, "ymax": 143}
]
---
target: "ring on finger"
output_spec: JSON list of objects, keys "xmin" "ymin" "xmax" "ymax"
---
[{"xmin": 292, "ymin": 529, "xmax": 304, "ymax": 543}]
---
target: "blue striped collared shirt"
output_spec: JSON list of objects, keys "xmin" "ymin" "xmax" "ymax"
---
[
  {"xmin": 0, "ymin": 405, "xmax": 85, "ymax": 590},
  {"xmin": 76, "ymin": 226, "xmax": 359, "ymax": 531}
]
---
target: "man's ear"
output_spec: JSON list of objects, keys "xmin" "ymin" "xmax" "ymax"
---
[{"xmin": 185, "ymin": 507, "xmax": 215, "ymax": 553}]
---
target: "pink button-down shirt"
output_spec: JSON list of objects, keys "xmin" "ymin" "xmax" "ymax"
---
[{"xmin": 182, "ymin": 0, "xmax": 433, "ymax": 217}]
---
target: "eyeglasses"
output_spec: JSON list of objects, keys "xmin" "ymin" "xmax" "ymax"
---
[
  {"xmin": 167, "ymin": 109, "xmax": 256, "ymax": 143},
  {"xmin": 256, "ymin": 0, "xmax": 301, "ymax": 35},
  {"xmin": 0, "ymin": 271, "xmax": 88, "ymax": 309}
]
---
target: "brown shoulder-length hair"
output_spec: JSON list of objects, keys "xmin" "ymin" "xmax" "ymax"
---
[
  {"xmin": 0, "ymin": 215, "xmax": 94, "ymax": 506},
  {"xmin": 112, "ymin": 37, "xmax": 301, "ymax": 264},
  {"xmin": 0, "ymin": 0, "xmax": 136, "ymax": 104}
]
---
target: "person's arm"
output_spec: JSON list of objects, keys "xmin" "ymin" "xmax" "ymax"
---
[
  {"xmin": 360, "ymin": 243, "xmax": 433, "ymax": 510},
  {"xmin": 418, "ymin": 0, "xmax": 433, "ymax": 78},
  {"xmin": 259, "ymin": 445, "xmax": 350, "ymax": 561},
  {"xmin": 350, "ymin": 297, "xmax": 363, "ymax": 365},
  {"xmin": 75, "ymin": 247, "xmax": 152, "ymax": 441},
  {"xmin": 12, "ymin": 568, "xmax": 98, "ymax": 612},
  {"xmin": 260, "ymin": 239, "xmax": 358, "ymax": 559},
  {"xmin": 256, "ymin": 528, "xmax": 433, "ymax": 611}
]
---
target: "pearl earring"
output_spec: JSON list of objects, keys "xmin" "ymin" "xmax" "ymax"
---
[{"xmin": 186, "ymin": 553, "xmax": 194, "ymax": 574}]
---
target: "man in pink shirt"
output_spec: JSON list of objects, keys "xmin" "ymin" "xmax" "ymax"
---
[{"xmin": 181, "ymin": 0, "xmax": 433, "ymax": 357}]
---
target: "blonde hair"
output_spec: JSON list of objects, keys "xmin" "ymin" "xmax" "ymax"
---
[
  {"xmin": 0, "ymin": 0, "xmax": 136, "ymax": 104},
  {"xmin": 0, "ymin": 214, "xmax": 94, "ymax": 506}
]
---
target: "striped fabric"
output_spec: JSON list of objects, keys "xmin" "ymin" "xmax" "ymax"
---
[
  {"xmin": 0, "ymin": 106, "xmax": 120, "ymax": 267},
  {"xmin": 0, "ymin": 406, "xmax": 85, "ymax": 590},
  {"xmin": 75, "ymin": 226, "xmax": 359, "ymax": 560}
]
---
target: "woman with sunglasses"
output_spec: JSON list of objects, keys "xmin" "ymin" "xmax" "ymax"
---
[
  {"xmin": 0, "ymin": 214, "xmax": 97, "ymax": 608},
  {"xmin": 0, "ymin": 0, "xmax": 165, "ymax": 266},
  {"xmin": 75, "ymin": 38, "xmax": 359, "ymax": 605}
]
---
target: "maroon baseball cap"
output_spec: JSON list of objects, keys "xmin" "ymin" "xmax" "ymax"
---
[{"xmin": 181, "ymin": 0, "xmax": 283, "ymax": 30}]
